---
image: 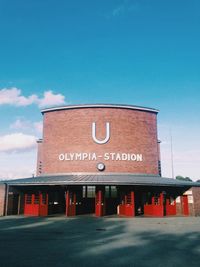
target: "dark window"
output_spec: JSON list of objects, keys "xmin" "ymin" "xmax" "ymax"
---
[
  {"xmin": 105, "ymin": 186, "xmax": 110, "ymax": 198},
  {"xmin": 87, "ymin": 186, "xmax": 95, "ymax": 198},
  {"xmin": 111, "ymin": 186, "xmax": 117, "ymax": 198}
]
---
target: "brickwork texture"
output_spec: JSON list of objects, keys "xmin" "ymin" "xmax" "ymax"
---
[{"xmin": 40, "ymin": 107, "xmax": 159, "ymax": 174}]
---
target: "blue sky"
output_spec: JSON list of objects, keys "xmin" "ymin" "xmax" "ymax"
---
[{"xmin": 0, "ymin": 0, "xmax": 200, "ymax": 180}]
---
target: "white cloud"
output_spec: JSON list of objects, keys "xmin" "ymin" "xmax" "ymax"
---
[
  {"xmin": 0, "ymin": 87, "xmax": 37, "ymax": 106},
  {"xmin": 0, "ymin": 133, "xmax": 37, "ymax": 153},
  {"xmin": 0, "ymin": 87, "xmax": 66, "ymax": 108},
  {"xmin": 10, "ymin": 119, "xmax": 43, "ymax": 134},
  {"xmin": 0, "ymin": 150, "xmax": 37, "ymax": 180},
  {"xmin": 37, "ymin": 90, "xmax": 65, "ymax": 108}
]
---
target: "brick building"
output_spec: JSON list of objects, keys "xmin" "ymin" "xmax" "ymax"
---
[{"xmin": 1, "ymin": 104, "xmax": 200, "ymax": 217}]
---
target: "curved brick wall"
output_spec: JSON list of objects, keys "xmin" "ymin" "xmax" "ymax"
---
[{"xmin": 41, "ymin": 106, "xmax": 159, "ymax": 174}]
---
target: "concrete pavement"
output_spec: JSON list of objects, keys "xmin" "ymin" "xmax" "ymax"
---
[{"xmin": 0, "ymin": 215, "xmax": 200, "ymax": 267}]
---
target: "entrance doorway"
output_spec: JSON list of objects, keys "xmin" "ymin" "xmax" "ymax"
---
[
  {"xmin": 48, "ymin": 187, "xmax": 66, "ymax": 215},
  {"xmin": 105, "ymin": 186, "xmax": 120, "ymax": 215},
  {"xmin": 66, "ymin": 186, "xmax": 95, "ymax": 216}
]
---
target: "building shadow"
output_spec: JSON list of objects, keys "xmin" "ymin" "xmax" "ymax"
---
[{"xmin": 0, "ymin": 216, "xmax": 200, "ymax": 267}]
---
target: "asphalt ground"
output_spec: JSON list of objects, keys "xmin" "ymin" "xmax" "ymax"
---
[{"xmin": 0, "ymin": 215, "xmax": 200, "ymax": 267}]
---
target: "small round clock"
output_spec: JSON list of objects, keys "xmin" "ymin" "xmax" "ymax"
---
[{"xmin": 97, "ymin": 162, "xmax": 105, "ymax": 171}]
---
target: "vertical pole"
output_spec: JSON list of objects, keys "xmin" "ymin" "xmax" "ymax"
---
[{"xmin": 170, "ymin": 128, "xmax": 175, "ymax": 178}]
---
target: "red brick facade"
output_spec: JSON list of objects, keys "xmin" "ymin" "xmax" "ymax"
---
[{"xmin": 40, "ymin": 107, "xmax": 159, "ymax": 175}]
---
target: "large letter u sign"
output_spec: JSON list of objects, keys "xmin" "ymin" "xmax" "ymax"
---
[{"xmin": 92, "ymin": 122, "xmax": 110, "ymax": 144}]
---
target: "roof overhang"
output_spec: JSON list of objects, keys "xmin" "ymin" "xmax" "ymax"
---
[{"xmin": 2, "ymin": 174, "xmax": 200, "ymax": 188}]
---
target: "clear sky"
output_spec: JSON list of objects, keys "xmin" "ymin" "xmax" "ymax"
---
[{"xmin": 0, "ymin": 0, "xmax": 200, "ymax": 180}]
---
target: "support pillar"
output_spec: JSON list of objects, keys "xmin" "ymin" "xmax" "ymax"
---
[
  {"xmin": 66, "ymin": 189, "xmax": 76, "ymax": 216},
  {"xmin": 95, "ymin": 186, "xmax": 105, "ymax": 217}
]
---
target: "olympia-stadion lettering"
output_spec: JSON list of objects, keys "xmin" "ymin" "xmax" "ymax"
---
[
  {"xmin": 59, "ymin": 152, "xmax": 143, "ymax": 161},
  {"xmin": 58, "ymin": 122, "xmax": 143, "ymax": 162}
]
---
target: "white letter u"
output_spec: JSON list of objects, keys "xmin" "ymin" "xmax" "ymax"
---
[{"xmin": 92, "ymin": 122, "xmax": 110, "ymax": 144}]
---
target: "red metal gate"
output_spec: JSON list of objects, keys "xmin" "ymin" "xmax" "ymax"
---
[
  {"xmin": 165, "ymin": 197, "xmax": 176, "ymax": 216},
  {"xmin": 144, "ymin": 192, "xmax": 164, "ymax": 217},
  {"xmin": 24, "ymin": 193, "xmax": 48, "ymax": 216},
  {"xmin": 119, "ymin": 191, "xmax": 135, "ymax": 216}
]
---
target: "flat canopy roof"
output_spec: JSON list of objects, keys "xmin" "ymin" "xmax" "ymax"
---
[
  {"xmin": 41, "ymin": 104, "xmax": 159, "ymax": 114},
  {"xmin": 2, "ymin": 174, "xmax": 200, "ymax": 187}
]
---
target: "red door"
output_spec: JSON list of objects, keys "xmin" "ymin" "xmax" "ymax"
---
[
  {"xmin": 24, "ymin": 194, "xmax": 39, "ymax": 216},
  {"xmin": 39, "ymin": 193, "xmax": 48, "ymax": 216},
  {"xmin": 182, "ymin": 195, "xmax": 189, "ymax": 216},
  {"xmin": 66, "ymin": 190, "xmax": 76, "ymax": 216}
]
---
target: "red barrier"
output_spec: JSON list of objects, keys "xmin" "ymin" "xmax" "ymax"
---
[
  {"xmin": 144, "ymin": 204, "xmax": 164, "ymax": 216},
  {"xmin": 119, "ymin": 191, "xmax": 135, "ymax": 217},
  {"xmin": 166, "ymin": 199, "xmax": 176, "ymax": 216},
  {"xmin": 144, "ymin": 193, "xmax": 164, "ymax": 217},
  {"xmin": 24, "ymin": 193, "xmax": 48, "ymax": 216}
]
